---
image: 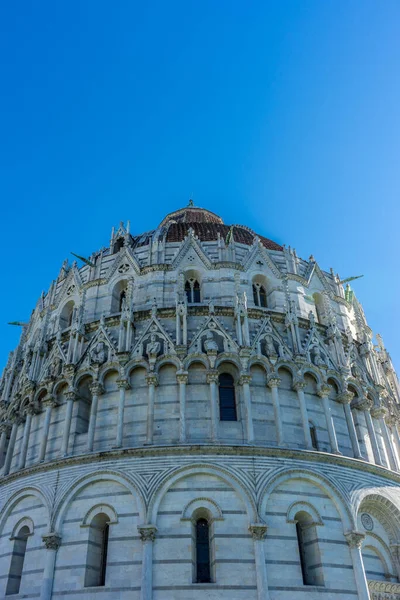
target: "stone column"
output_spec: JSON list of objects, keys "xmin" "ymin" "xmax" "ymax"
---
[
  {"xmin": 60, "ymin": 391, "xmax": 76, "ymax": 457},
  {"xmin": 293, "ymin": 381, "xmax": 313, "ymax": 449},
  {"xmin": 145, "ymin": 375, "xmax": 158, "ymax": 445},
  {"xmin": 18, "ymin": 405, "xmax": 35, "ymax": 470},
  {"xmin": 176, "ymin": 372, "xmax": 188, "ymax": 443},
  {"xmin": 389, "ymin": 418, "xmax": 400, "ymax": 464},
  {"xmin": 87, "ymin": 382, "xmax": 104, "ymax": 452},
  {"xmin": 267, "ymin": 377, "xmax": 284, "ymax": 446},
  {"xmin": 345, "ymin": 531, "xmax": 370, "ymax": 600},
  {"xmin": 40, "ymin": 533, "xmax": 61, "ymax": 600},
  {"xmin": 115, "ymin": 379, "xmax": 130, "ymax": 448},
  {"xmin": 38, "ymin": 396, "xmax": 57, "ymax": 463},
  {"xmin": 3, "ymin": 417, "xmax": 20, "ymax": 475},
  {"xmin": 337, "ymin": 392, "xmax": 362, "ymax": 459},
  {"xmin": 0, "ymin": 423, "xmax": 11, "ymax": 467},
  {"xmin": 318, "ymin": 385, "xmax": 340, "ymax": 454},
  {"xmin": 239, "ymin": 374, "xmax": 254, "ymax": 443},
  {"xmin": 207, "ymin": 371, "xmax": 219, "ymax": 442},
  {"xmin": 249, "ymin": 524, "xmax": 271, "ymax": 600},
  {"xmin": 138, "ymin": 525, "xmax": 157, "ymax": 600},
  {"xmin": 361, "ymin": 400, "xmax": 383, "ymax": 466},
  {"xmin": 374, "ymin": 408, "xmax": 399, "ymax": 471}
]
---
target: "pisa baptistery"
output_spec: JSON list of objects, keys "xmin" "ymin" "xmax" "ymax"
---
[{"xmin": 1, "ymin": 204, "xmax": 400, "ymax": 600}]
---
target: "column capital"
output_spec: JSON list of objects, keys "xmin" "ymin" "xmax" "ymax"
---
[
  {"xmin": 116, "ymin": 378, "xmax": 130, "ymax": 390},
  {"xmin": 206, "ymin": 370, "xmax": 219, "ymax": 384},
  {"xmin": 10, "ymin": 412, "xmax": 24, "ymax": 426},
  {"xmin": 145, "ymin": 374, "xmax": 158, "ymax": 387},
  {"xmin": 89, "ymin": 382, "xmax": 104, "ymax": 396},
  {"xmin": 138, "ymin": 524, "xmax": 157, "ymax": 542},
  {"xmin": 42, "ymin": 533, "xmax": 62, "ymax": 550},
  {"xmin": 345, "ymin": 531, "xmax": 365, "ymax": 549},
  {"xmin": 239, "ymin": 374, "xmax": 252, "ymax": 386},
  {"xmin": 317, "ymin": 385, "xmax": 331, "ymax": 398},
  {"xmin": 249, "ymin": 523, "xmax": 268, "ymax": 540},
  {"xmin": 292, "ymin": 379, "xmax": 306, "ymax": 392},
  {"xmin": 337, "ymin": 391, "xmax": 354, "ymax": 405},
  {"xmin": 25, "ymin": 402, "xmax": 38, "ymax": 417},
  {"xmin": 65, "ymin": 389, "xmax": 77, "ymax": 402},
  {"xmin": 356, "ymin": 397, "xmax": 373, "ymax": 411},
  {"xmin": 43, "ymin": 394, "xmax": 58, "ymax": 409},
  {"xmin": 176, "ymin": 372, "xmax": 188, "ymax": 385},
  {"xmin": 0, "ymin": 421, "xmax": 11, "ymax": 435},
  {"xmin": 371, "ymin": 405, "xmax": 387, "ymax": 419},
  {"xmin": 267, "ymin": 376, "xmax": 281, "ymax": 389}
]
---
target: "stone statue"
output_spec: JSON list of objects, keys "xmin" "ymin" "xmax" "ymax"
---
[
  {"xmin": 204, "ymin": 331, "xmax": 218, "ymax": 353},
  {"xmin": 308, "ymin": 311, "xmax": 316, "ymax": 327},
  {"xmin": 146, "ymin": 334, "xmax": 161, "ymax": 357},
  {"xmin": 264, "ymin": 333, "xmax": 277, "ymax": 356},
  {"xmin": 91, "ymin": 341, "xmax": 107, "ymax": 365},
  {"xmin": 312, "ymin": 344, "xmax": 325, "ymax": 367},
  {"xmin": 48, "ymin": 357, "xmax": 62, "ymax": 379}
]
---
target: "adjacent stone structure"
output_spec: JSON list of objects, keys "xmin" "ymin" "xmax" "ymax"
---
[{"xmin": 0, "ymin": 204, "xmax": 399, "ymax": 599}]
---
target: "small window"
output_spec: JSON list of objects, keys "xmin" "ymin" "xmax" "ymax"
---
[
  {"xmin": 310, "ymin": 424, "xmax": 318, "ymax": 450},
  {"xmin": 295, "ymin": 512, "xmax": 324, "ymax": 586},
  {"xmin": 196, "ymin": 518, "xmax": 211, "ymax": 583},
  {"xmin": 219, "ymin": 373, "xmax": 237, "ymax": 421},
  {"xmin": 185, "ymin": 279, "xmax": 201, "ymax": 304},
  {"xmin": 6, "ymin": 526, "xmax": 30, "ymax": 595},
  {"xmin": 84, "ymin": 513, "xmax": 110, "ymax": 587}
]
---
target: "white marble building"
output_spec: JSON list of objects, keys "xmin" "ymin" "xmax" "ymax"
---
[{"xmin": 0, "ymin": 204, "xmax": 400, "ymax": 600}]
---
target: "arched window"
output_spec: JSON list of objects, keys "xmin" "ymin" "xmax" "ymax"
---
[
  {"xmin": 295, "ymin": 511, "xmax": 324, "ymax": 586},
  {"xmin": 111, "ymin": 280, "xmax": 129, "ymax": 314},
  {"xmin": 6, "ymin": 525, "xmax": 30, "ymax": 595},
  {"xmin": 309, "ymin": 423, "xmax": 318, "ymax": 450},
  {"xmin": 252, "ymin": 283, "xmax": 267, "ymax": 307},
  {"xmin": 84, "ymin": 513, "xmax": 110, "ymax": 587},
  {"xmin": 219, "ymin": 373, "xmax": 237, "ymax": 421},
  {"xmin": 119, "ymin": 289, "xmax": 126, "ymax": 312},
  {"xmin": 76, "ymin": 378, "xmax": 92, "ymax": 435},
  {"xmin": 185, "ymin": 278, "xmax": 201, "ymax": 303},
  {"xmin": 60, "ymin": 300, "xmax": 75, "ymax": 330},
  {"xmin": 196, "ymin": 518, "xmax": 211, "ymax": 583}
]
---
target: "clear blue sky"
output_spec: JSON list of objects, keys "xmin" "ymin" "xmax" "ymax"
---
[{"xmin": 0, "ymin": 1, "xmax": 399, "ymax": 370}]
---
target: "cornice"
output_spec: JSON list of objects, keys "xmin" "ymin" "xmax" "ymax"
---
[{"xmin": 2, "ymin": 443, "xmax": 400, "ymax": 487}]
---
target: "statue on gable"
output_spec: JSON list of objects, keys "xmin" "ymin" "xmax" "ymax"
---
[
  {"xmin": 146, "ymin": 334, "xmax": 161, "ymax": 358},
  {"xmin": 48, "ymin": 356, "xmax": 62, "ymax": 379},
  {"xmin": 208, "ymin": 298, "xmax": 215, "ymax": 315},
  {"xmin": 308, "ymin": 311, "xmax": 316, "ymax": 328},
  {"xmin": 204, "ymin": 331, "xmax": 218, "ymax": 353},
  {"xmin": 264, "ymin": 332, "xmax": 277, "ymax": 357},
  {"xmin": 91, "ymin": 341, "xmax": 108, "ymax": 365},
  {"xmin": 311, "ymin": 344, "xmax": 326, "ymax": 367},
  {"xmin": 151, "ymin": 298, "xmax": 158, "ymax": 319}
]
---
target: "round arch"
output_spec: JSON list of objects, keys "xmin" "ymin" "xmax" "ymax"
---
[
  {"xmin": 53, "ymin": 470, "xmax": 146, "ymax": 531},
  {"xmin": 148, "ymin": 463, "xmax": 258, "ymax": 525},
  {"xmin": 0, "ymin": 487, "xmax": 51, "ymax": 537},
  {"xmin": 355, "ymin": 491, "xmax": 400, "ymax": 544},
  {"xmin": 259, "ymin": 468, "xmax": 354, "ymax": 532}
]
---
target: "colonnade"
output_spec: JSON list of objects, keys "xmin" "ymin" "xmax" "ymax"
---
[
  {"xmin": 1, "ymin": 370, "xmax": 400, "ymax": 475},
  {"xmin": 34, "ymin": 523, "xmax": 373, "ymax": 600}
]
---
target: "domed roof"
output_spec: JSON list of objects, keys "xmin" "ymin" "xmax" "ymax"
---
[
  {"xmin": 158, "ymin": 204, "xmax": 224, "ymax": 227},
  {"xmin": 156, "ymin": 203, "xmax": 283, "ymax": 251}
]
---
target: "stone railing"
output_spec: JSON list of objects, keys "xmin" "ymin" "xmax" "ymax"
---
[{"xmin": 368, "ymin": 579, "xmax": 400, "ymax": 599}]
